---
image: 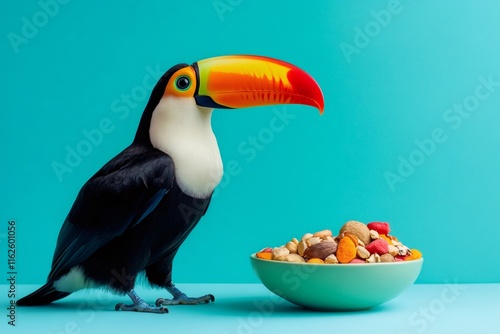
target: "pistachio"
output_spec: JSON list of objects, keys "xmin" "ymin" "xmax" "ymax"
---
[
  {"xmin": 356, "ymin": 245, "xmax": 370, "ymax": 259},
  {"xmin": 388, "ymin": 245, "xmax": 399, "ymax": 256},
  {"xmin": 367, "ymin": 253, "xmax": 381, "ymax": 263},
  {"xmin": 395, "ymin": 245, "xmax": 409, "ymax": 256}
]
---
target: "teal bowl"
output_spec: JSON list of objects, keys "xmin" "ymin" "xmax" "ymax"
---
[{"xmin": 250, "ymin": 254, "xmax": 423, "ymax": 311}]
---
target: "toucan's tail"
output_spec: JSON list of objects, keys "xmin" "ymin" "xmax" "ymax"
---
[{"xmin": 17, "ymin": 283, "xmax": 70, "ymax": 306}]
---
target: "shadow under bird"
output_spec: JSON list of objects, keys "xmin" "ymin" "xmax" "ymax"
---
[{"xmin": 17, "ymin": 55, "xmax": 324, "ymax": 313}]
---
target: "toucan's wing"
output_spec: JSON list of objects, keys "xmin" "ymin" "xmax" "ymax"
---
[{"xmin": 48, "ymin": 145, "xmax": 175, "ymax": 281}]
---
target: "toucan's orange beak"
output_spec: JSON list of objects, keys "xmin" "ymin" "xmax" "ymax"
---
[{"xmin": 193, "ymin": 55, "xmax": 324, "ymax": 114}]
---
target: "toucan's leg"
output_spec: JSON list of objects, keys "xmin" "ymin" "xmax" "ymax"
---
[
  {"xmin": 115, "ymin": 289, "xmax": 168, "ymax": 313},
  {"xmin": 155, "ymin": 283, "xmax": 215, "ymax": 306}
]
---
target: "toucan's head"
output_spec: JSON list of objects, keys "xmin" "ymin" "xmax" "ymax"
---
[
  {"xmin": 135, "ymin": 55, "xmax": 324, "ymax": 143},
  {"xmin": 136, "ymin": 55, "xmax": 324, "ymax": 198},
  {"xmin": 163, "ymin": 55, "xmax": 324, "ymax": 112}
]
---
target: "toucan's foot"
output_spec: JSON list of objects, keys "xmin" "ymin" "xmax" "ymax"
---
[
  {"xmin": 115, "ymin": 289, "xmax": 168, "ymax": 314},
  {"xmin": 115, "ymin": 302, "xmax": 168, "ymax": 313},
  {"xmin": 155, "ymin": 284, "xmax": 215, "ymax": 306},
  {"xmin": 156, "ymin": 293, "xmax": 215, "ymax": 306}
]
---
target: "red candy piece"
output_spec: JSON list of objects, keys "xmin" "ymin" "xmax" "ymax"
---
[
  {"xmin": 366, "ymin": 238, "xmax": 389, "ymax": 255},
  {"xmin": 349, "ymin": 258, "xmax": 365, "ymax": 264},
  {"xmin": 367, "ymin": 222, "xmax": 390, "ymax": 235}
]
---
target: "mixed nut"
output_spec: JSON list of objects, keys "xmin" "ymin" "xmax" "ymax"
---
[{"xmin": 255, "ymin": 221, "xmax": 422, "ymax": 264}]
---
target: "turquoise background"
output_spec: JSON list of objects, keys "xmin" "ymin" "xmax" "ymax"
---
[{"xmin": 1, "ymin": 0, "xmax": 499, "ymax": 286}]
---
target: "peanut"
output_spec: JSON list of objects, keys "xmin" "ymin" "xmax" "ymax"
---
[
  {"xmin": 272, "ymin": 246, "xmax": 290, "ymax": 261},
  {"xmin": 306, "ymin": 236, "xmax": 321, "ymax": 247},
  {"xmin": 388, "ymin": 245, "xmax": 399, "ymax": 256},
  {"xmin": 286, "ymin": 241, "xmax": 298, "ymax": 254},
  {"xmin": 322, "ymin": 236, "xmax": 336, "ymax": 243},
  {"xmin": 297, "ymin": 240, "xmax": 308, "ymax": 256},
  {"xmin": 285, "ymin": 253, "xmax": 306, "ymax": 263},
  {"xmin": 369, "ymin": 229, "xmax": 380, "ymax": 240},
  {"xmin": 313, "ymin": 229, "xmax": 332, "ymax": 239},
  {"xmin": 324, "ymin": 254, "xmax": 339, "ymax": 264},
  {"xmin": 301, "ymin": 233, "xmax": 313, "ymax": 241}
]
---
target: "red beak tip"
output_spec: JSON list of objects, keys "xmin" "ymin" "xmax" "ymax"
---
[{"xmin": 316, "ymin": 100, "xmax": 325, "ymax": 115}]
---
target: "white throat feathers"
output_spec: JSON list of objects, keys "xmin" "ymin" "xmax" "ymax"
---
[{"xmin": 149, "ymin": 96, "xmax": 223, "ymax": 199}]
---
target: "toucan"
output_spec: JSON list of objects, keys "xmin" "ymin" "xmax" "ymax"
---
[{"xmin": 17, "ymin": 55, "xmax": 324, "ymax": 313}]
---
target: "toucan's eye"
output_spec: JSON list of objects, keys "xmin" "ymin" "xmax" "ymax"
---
[
  {"xmin": 175, "ymin": 76, "xmax": 191, "ymax": 91},
  {"xmin": 164, "ymin": 67, "xmax": 196, "ymax": 97}
]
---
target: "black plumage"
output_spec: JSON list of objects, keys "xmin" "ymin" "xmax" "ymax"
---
[{"xmin": 18, "ymin": 64, "xmax": 211, "ymax": 306}]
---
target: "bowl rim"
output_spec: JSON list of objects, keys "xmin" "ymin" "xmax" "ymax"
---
[{"xmin": 250, "ymin": 253, "xmax": 423, "ymax": 266}]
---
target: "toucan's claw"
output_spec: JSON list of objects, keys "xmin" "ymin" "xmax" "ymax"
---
[
  {"xmin": 157, "ymin": 283, "xmax": 215, "ymax": 306},
  {"xmin": 115, "ymin": 302, "xmax": 169, "ymax": 313},
  {"xmin": 156, "ymin": 294, "xmax": 215, "ymax": 306},
  {"xmin": 115, "ymin": 289, "xmax": 169, "ymax": 313}
]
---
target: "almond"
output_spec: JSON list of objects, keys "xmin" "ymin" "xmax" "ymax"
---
[{"xmin": 303, "ymin": 241, "xmax": 337, "ymax": 260}]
